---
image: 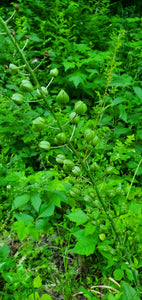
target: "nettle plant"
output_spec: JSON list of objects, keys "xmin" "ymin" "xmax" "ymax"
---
[{"xmin": 0, "ymin": 6, "xmax": 142, "ymax": 299}]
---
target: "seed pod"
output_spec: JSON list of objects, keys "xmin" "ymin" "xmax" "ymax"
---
[
  {"xmin": 56, "ymin": 154, "xmax": 66, "ymax": 164},
  {"xmin": 50, "ymin": 68, "xmax": 59, "ymax": 77},
  {"xmin": 54, "ymin": 133, "xmax": 66, "ymax": 145},
  {"xmin": 37, "ymin": 86, "xmax": 48, "ymax": 96},
  {"xmin": 91, "ymin": 135, "xmax": 99, "ymax": 146},
  {"xmin": 56, "ymin": 90, "xmax": 69, "ymax": 105},
  {"xmin": 105, "ymin": 166, "xmax": 115, "ymax": 175},
  {"xmin": 69, "ymin": 112, "xmax": 80, "ymax": 124},
  {"xmin": 72, "ymin": 166, "xmax": 81, "ymax": 177},
  {"xmin": 68, "ymin": 176, "xmax": 76, "ymax": 184},
  {"xmin": 90, "ymin": 162, "xmax": 100, "ymax": 172},
  {"xmin": 63, "ymin": 159, "xmax": 74, "ymax": 171},
  {"xmin": 70, "ymin": 187, "xmax": 80, "ymax": 197},
  {"xmin": 9, "ymin": 64, "xmax": 18, "ymax": 75},
  {"xmin": 74, "ymin": 101, "xmax": 87, "ymax": 115},
  {"xmin": 39, "ymin": 141, "xmax": 50, "ymax": 150},
  {"xmin": 12, "ymin": 93, "xmax": 24, "ymax": 104},
  {"xmin": 32, "ymin": 117, "xmax": 45, "ymax": 132},
  {"xmin": 20, "ymin": 79, "xmax": 34, "ymax": 93},
  {"xmin": 84, "ymin": 129, "xmax": 95, "ymax": 142}
]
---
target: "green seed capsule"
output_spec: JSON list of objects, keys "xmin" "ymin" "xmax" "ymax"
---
[
  {"xmin": 63, "ymin": 159, "xmax": 74, "ymax": 171},
  {"xmin": 20, "ymin": 79, "xmax": 34, "ymax": 93},
  {"xmin": 39, "ymin": 141, "xmax": 50, "ymax": 150},
  {"xmin": 50, "ymin": 68, "xmax": 59, "ymax": 77},
  {"xmin": 12, "ymin": 93, "xmax": 24, "ymax": 104},
  {"xmin": 74, "ymin": 101, "xmax": 87, "ymax": 115},
  {"xmin": 32, "ymin": 117, "xmax": 45, "ymax": 132},
  {"xmin": 56, "ymin": 154, "xmax": 66, "ymax": 164},
  {"xmin": 56, "ymin": 90, "xmax": 69, "ymax": 105},
  {"xmin": 54, "ymin": 133, "xmax": 67, "ymax": 145}
]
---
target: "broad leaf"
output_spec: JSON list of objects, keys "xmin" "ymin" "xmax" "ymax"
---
[
  {"xmin": 12, "ymin": 194, "xmax": 30, "ymax": 210},
  {"xmin": 121, "ymin": 281, "xmax": 140, "ymax": 300},
  {"xmin": 113, "ymin": 269, "xmax": 124, "ymax": 281},
  {"xmin": 14, "ymin": 213, "xmax": 34, "ymax": 225},
  {"xmin": 67, "ymin": 209, "xmax": 87, "ymax": 225},
  {"xmin": 133, "ymin": 86, "xmax": 142, "ymax": 101},
  {"xmin": 31, "ymin": 193, "xmax": 41, "ymax": 212},
  {"xmin": 13, "ymin": 220, "xmax": 29, "ymax": 241},
  {"xmin": 39, "ymin": 201, "xmax": 55, "ymax": 218},
  {"xmin": 33, "ymin": 275, "xmax": 42, "ymax": 288},
  {"xmin": 40, "ymin": 295, "xmax": 52, "ymax": 300},
  {"xmin": 68, "ymin": 72, "xmax": 87, "ymax": 88},
  {"xmin": 85, "ymin": 222, "xmax": 96, "ymax": 236},
  {"xmin": 71, "ymin": 236, "xmax": 97, "ymax": 256}
]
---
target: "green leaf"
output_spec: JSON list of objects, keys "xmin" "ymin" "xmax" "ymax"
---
[
  {"xmin": 0, "ymin": 262, "xmax": 6, "ymax": 271},
  {"xmin": 35, "ymin": 218, "xmax": 50, "ymax": 231},
  {"xmin": 128, "ymin": 201, "xmax": 142, "ymax": 214},
  {"xmin": 85, "ymin": 222, "xmax": 96, "ymax": 236},
  {"xmin": 13, "ymin": 220, "xmax": 29, "ymax": 241},
  {"xmin": 40, "ymin": 295, "xmax": 53, "ymax": 300},
  {"xmin": 49, "ymin": 190, "xmax": 68, "ymax": 208},
  {"xmin": 119, "ymin": 105, "xmax": 127, "ymax": 122},
  {"xmin": 63, "ymin": 61, "xmax": 76, "ymax": 72},
  {"xmin": 71, "ymin": 236, "xmax": 97, "ymax": 256},
  {"xmin": 12, "ymin": 194, "xmax": 30, "ymax": 210},
  {"xmin": 109, "ymin": 74, "xmax": 132, "ymax": 87},
  {"xmin": 68, "ymin": 72, "xmax": 87, "ymax": 88},
  {"xmin": 121, "ymin": 281, "xmax": 140, "ymax": 300},
  {"xmin": 125, "ymin": 268, "xmax": 134, "ymax": 281},
  {"xmin": 39, "ymin": 201, "xmax": 55, "ymax": 218},
  {"xmin": 28, "ymin": 292, "xmax": 39, "ymax": 300},
  {"xmin": 14, "ymin": 213, "xmax": 34, "ymax": 225},
  {"xmin": 133, "ymin": 86, "xmax": 142, "ymax": 101},
  {"xmin": 113, "ymin": 269, "xmax": 124, "ymax": 281},
  {"xmin": 31, "ymin": 193, "xmax": 41, "ymax": 212},
  {"xmin": 33, "ymin": 275, "xmax": 42, "ymax": 288},
  {"xmin": 112, "ymin": 97, "xmax": 125, "ymax": 106},
  {"xmin": 67, "ymin": 209, "xmax": 88, "ymax": 225},
  {"xmin": 0, "ymin": 243, "xmax": 10, "ymax": 258}
]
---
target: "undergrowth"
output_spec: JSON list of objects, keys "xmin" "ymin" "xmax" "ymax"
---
[{"xmin": 0, "ymin": 1, "xmax": 142, "ymax": 299}]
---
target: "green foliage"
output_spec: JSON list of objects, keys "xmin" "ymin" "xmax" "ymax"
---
[{"xmin": 0, "ymin": 1, "xmax": 142, "ymax": 299}]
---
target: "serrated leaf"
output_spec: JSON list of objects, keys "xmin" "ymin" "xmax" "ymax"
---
[
  {"xmin": 121, "ymin": 281, "xmax": 140, "ymax": 300},
  {"xmin": 12, "ymin": 194, "xmax": 30, "ymax": 210},
  {"xmin": 112, "ymin": 97, "xmax": 125, "ymax": 106},
  {"xmin": 35, "ymin": 218, "xmax": 50, "ymax": 230},
  {"xmin": 14, "ymin": 213, "xmax": 34, "ymax": 225},
  {"xmin": 85, "ymin": 222, "xmax": 96, "ymax": 236},
  {"xmin": 39, "ymin": 201, "xmax": 55, "ymax": 218},
  {"xmin": 68, "ymin": 72, "xmax": 87, "ymax": 88},
  {"xmin": 119, "ymin": 105, "xmax": 127, "ymax": 122},
  {"xmin": 133, "ymin": 86, "xmax": 142, "ymax": 101},
  {"xmin": 128, "ymin": 201, "xmax": 142, "ymax": 214},
  {"xmin": 109, "ymin": 74, "xmax": 132, "ymax": 87},
  {"xmin": 63, "ymin": 61, "xmax": 75, "ymax": 72},
  {"xmin": 71, "ymin": 236, "xmax": 97, "ymax": 256},
  {"xmin": 49, "ymin": 190, "xmax": 68, "ymax": 208},
  {"xmin": 31, "ymin": 193, "xmax": 41, "ymax": 212},
  {"xmin": 13, "ymin": 220, "xmax": 29, "ymax": 241},
  {"xmin": 33, "ymin": 275, "xmax": 42, "ymax": 288},
  {"xmin": 67, "ymin": 209, "xmax": 87, "ymax": 225}
]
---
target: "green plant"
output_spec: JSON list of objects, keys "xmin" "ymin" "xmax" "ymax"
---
[{"xmin": 0, "ymin": 3, "xmax": 142, "ymax": 299}]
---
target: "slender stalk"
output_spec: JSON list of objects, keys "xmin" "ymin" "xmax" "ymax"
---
[{"xmin": 0, "ymin": 16, "xmax": 139, "ymax": 289}]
